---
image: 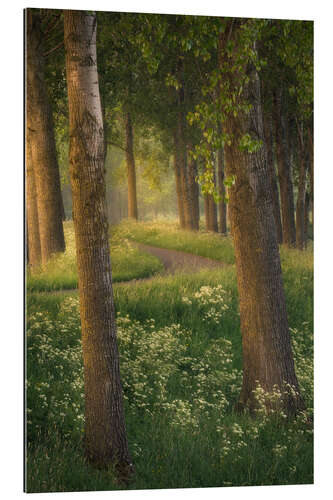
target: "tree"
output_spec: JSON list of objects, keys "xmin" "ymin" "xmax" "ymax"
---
[
  {"xmin": 295, "ymin": 121, "xmax": 308, "ymax": 250},
  {"xmin": 217, "ymin": 145, "xmax": 227, "ymax": 234},
  {"xmin": 125, "ymin": 112, "xmax": 138, "ymax": 219},
  {"xmin": 64, "ymin": 10, "xmax": 133, "ymax": 477},
  {"xmin": 26, "ymin": 131, "xmax": 41, "ymax": 269},
  {"xmin": 273, "ymin": 89, "xmax": 296, "ymax": 247},
  {"xmin": 26, "ymin": 9, "xmax": 65, "ymax": 265},
  {"xmin": 219, "ymin": 20, "xmax": 304, "ymax": 413}
]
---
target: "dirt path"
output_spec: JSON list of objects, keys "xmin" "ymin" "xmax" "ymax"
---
[
  {"xmin": 135, "ymin": 243, "xmax": 225, "ymax": 274},
  {"xmin": 32, "ymin": 243, "xmax": 226, "ymax": 294}
]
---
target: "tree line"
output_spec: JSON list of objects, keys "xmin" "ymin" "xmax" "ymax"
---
[{"xmin": 25, "ymin": 8, "xmax": 313, "ymax": 481}]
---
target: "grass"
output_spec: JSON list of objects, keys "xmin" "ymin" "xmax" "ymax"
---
[
  {"xmin": 112, "ymin": 219, "xmax": 236, "ymax": 264},
  {"xmin": 26, "ymin": 221, "xmax": 163, "ymax": 292},
  {"xmin": 25, "ymin": 220, "xmax": 313, "ymax": 492}
]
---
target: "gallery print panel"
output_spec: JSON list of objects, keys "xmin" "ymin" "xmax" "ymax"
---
[{"xmin": 25, "ymin": 5, "xmax": 313, "ymax": 493}]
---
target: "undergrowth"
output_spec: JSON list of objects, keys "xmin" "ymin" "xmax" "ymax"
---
[{"xmin": 26, "ymin": 228, "xmax": 313, "ymax": 491}]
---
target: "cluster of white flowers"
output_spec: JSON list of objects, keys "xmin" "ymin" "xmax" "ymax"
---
[
  {"xmin": 26, "ymin": 294, "xmax": 313, "ymax": 477},
  {"xmin": 181, "ymin": 285, "xmax": 231, "ymax": 324}
]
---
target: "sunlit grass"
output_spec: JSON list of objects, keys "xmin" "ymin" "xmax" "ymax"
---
[
  {"xmin": 112, "ymin": 219, "xmax": 235, "ymax": 264},
  {"xmin": 26, "ymin": 221, "xmax": 163, "ymax": 292}
]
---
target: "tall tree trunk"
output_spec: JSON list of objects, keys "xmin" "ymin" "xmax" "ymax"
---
[
  {"xmin": 217, "ymin": 146, "xmax": 227, "ymax": 234},
  {"xmin": 173, "ymin": 131, "xmax": 185, "ymax": 228},
  {"xmin": 203, "ymin": 162, "xmax": 218, "ymax": 232},
  {"xmin": 203, "ymin": 192, "xmax": 209, "ymax": 230},
  {"xmin": 177, "ymin": 113, "xmax": 194, "ymax": 230},
  {"xmin": 263, "ymin": 109, "xmax": 282, "ymax": 243},
  {"xmin": 60, "ymin": 192, "xmax": 66, "ymax": 221},
  {"xmin": 274, "ymin": 91, "xmax": 296, "ymax": 247},
  {"xmin": 220, "ymin": 25, "xmax": 303, "ymax": 414},
  {"xmin": 64, "ymin": 10, "xmax": 133, "ymax": 478},
  {"xmin": 209, "ymin": 164, "xmax": 218, "ymax": 232},
  {"xmin": 296, "ymin": 124, "xmax": 308, "ymax": 250},
  {"xmin": 26, "ymin": 10, "xmax": 65, "ymax": 265},
  {"xmin": 125, "ymin": 112, "xmax": 138, "ymax": 220},
  {"xmin": 26, "ymin": 132, "xmax": 41, "ymax": 269},
  {"xmin": 204, "ymin": 193, "xmax": 218, "ymax": 232},
  {"xmin": 188, "ymin": 156, "xmax": 200, "ymax": 230}
]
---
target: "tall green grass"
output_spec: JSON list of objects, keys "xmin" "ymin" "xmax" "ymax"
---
[
  {"xmin": 27, "ymin": 221, "xmax": 163, "ymax": 292},
  {"xmin": 26, "ymin": 233, "xmax": 313, "ymax": 492}
]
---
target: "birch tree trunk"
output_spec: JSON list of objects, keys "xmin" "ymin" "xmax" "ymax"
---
[
  {"xmin": 125, "ymin": 112, "xmax": 138, "ymax": 220},
  {"xmin": 26, "ymin": 9, "xmax": 65, "ymax": 265},
  {"xmin": 64, "ymin": 10, "xmax": 133, "ymax": 478},
  {"xmin": 220, "ymin": 25, "xmax": 304, "ymax": 414}
]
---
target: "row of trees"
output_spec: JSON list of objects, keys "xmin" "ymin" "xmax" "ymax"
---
[{"xmin": 26, "ymin": 9, "xmax": 312, "ymax": 481}]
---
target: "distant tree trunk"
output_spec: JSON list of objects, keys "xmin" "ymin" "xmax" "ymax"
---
[
  {"xmin": 274, "ymin": 91, "xmax": 296, "ymax": 247},
  {"xmin": 204, "ymin": 193, "xmax": 218, "ymax": 232},
  {"xmin": 296, "ymin": 123, "xmax": 308, "ymax": 250},
  {"xmin": 64, "ymin": 10, "xmax": 133, "ymax": 478},
  {"xmin": 178, "ymin": 116, "xmax": 194, "ymax": 230},
  {"xmin": 217, "ymin": 146, "xmax": 227, "ymax": 234},
  {"xmin": 173, "ymin": 131, "xmax": 185, "ymax": 228},
  {"xmin": 125, "ymin": 112, "xmax": 138, "ymax": 220},
  {"xmin": 203, "ymin": 168, "xmax": 218, "ymax": 232},
  {"xmin": 220, "ymin": 25, "xmax": 304, "ymax": 415},
  {"xmin": 26, "ymin": 10, "xmax": 65, "ymax": 265},
  {"xmin": 263, "ymin": 109, "xmax": 282, "ymax": 243},
  {"xmin": 188, "ymin": 156, "xmax": 200, "ymax": 230},
  {"xmin": 60, "ymin": 192, "xmax": 66, "ymax": 221},
  {"xmin": 26, "ymin": 133, "xmax": 41, "ymax": 269}
]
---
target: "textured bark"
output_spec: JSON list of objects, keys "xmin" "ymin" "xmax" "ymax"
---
[
  {"xmin": 274, "ymin": 92, "xmax": 296, "ymax": 247},
  {"xmin": 26, "ymin": 132, "xmax": 41, "ymax": 269},
  {"xmin": 217, "ymin": 146, "xmax": 227, "ymax": 234},
  {"xmin": 125, "ymin": 112, "xmax": 138, "ymax": 220},
  {"xmin": 204, "ymin": 193, "xmax": 218, "ymax": 232},
  {"xmin": 188, "ymin": 157, "xmax": 200, "ymax": 230},
  {"xmin": 26, "ymin": 10, "xmax": 65, "ymax": 265},
  {"xmin": 296, "ymin": 127, "xmax": 308, "ymax": 250},
  {"xmin": 263, "ymin": 109, "xmax": 282, "ymax": 243},
  {"xmin": 208, "ymin": 195, "xmax": 218, "ymax": 233},
  {"xmin": 64, "ymin": 11, "xmax": 133, "ymax": 477},
  {"xmin": 220, "ymin": 26, "xmax": 303, "ymax": 414}
]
